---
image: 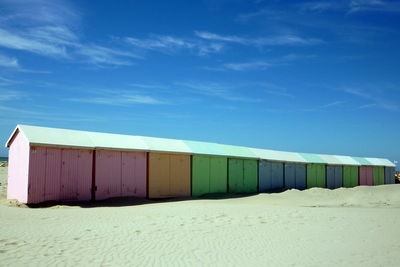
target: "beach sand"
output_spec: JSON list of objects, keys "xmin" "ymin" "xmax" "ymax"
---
[{"xmin": 1, "ymin": 167, "xmax": 400, "ymax": 266}]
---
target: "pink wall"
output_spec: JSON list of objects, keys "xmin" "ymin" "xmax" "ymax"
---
[
  {"xmin": 95, "ymin": 150, "xmax": 147, "ymax": 200},
  {"xmin": 359, "ymin": 166, "xmax": 373, "ymax": 186},
  {"xmin": 27, "ymin": 147, "xmax": 93, "ymax": 204},
  {"xmin": 7, "ymin": 130, "xmax": 30, "ymax": 203}
]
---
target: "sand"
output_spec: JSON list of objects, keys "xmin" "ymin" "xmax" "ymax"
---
[{"xmin": 0, "ymin": 167, "xmax": 400, "ymax": 266}]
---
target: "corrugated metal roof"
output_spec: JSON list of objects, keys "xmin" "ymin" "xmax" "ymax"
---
[
  {"xmin": 140, "ymin": 136, "xmax": 191, "ymax": 154},
  {"xmin": 250, "ymin": 148, "xmax": 305, "ymax": 163},
  {"xmin": 5, "ymin": 124, "xmax": 396, "ymax": 167},
  {"xmin": 377, "ymin": 158, "xmax": 396, "ymax": 167},
  {"xmin": 333, "ymin": 155, "xmax": 361, "ymax": 166},
  {"xmin": 299, "ymin": 153, "xmax": 326, "ymax": 164},
  {"xmin": 183, "ymin": 140, "xmax": 227, "ymax": 156},
  {"xmin": 318, "ymin": 154, "xmax": 342, "ymax": 165},
  {"xmin": 88, "ymin": 132, "xmax": 148, "ymax": 151},
  {"xmin": 218, "ymin": 144, "xmax": 258, "ymax": 159},
  {"xmin": 352, "ymin": 157, "xmax": 372, "ymax": 165},
  {"xmin": 13, "ymin": 125, "xmax": 95, "ymax": 149},
  {"xmin": 365, "ymin": 157, "xmax": 396, "ymax": 167}
]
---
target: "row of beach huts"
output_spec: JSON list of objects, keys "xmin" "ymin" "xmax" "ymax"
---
[{"xmin": 6, "ymin": 125, "xmax": 396, "ymax": 204}]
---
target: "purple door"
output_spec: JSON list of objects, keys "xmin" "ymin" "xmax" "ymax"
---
[
  {"xmin": 44, "ymin": 148, "xmax": 62, "ymax": 202},
  {"xmin": 121, "ymin": 151, "xmax": 147, "ymax": 198},
  {"xmin": 359, "ymin": 166, "xmax": 373, "ymax": 186},
  {"xmin": 95, "ymin": 150, "xmax": 122, "ymax": 200}
]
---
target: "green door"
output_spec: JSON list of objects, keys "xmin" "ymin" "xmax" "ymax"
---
[
  {"xmin": 373, "ymin": 166, "xmax": 384, "ymax": 185},
  {"xmin": 307, "ymin": 164, "xmax": 326, "ymax": 188},
  {"xmin": 192, "ymin": 155, "xmax": 210, "ymax": 197},
  {"xmin": 316, "ymin": 164, "xmax": 326, "ymax": 188},
  {"xmin": 343, "ymin": 166, "xmax": 358, "ymax": 188},
  {"xmin": 228, "ymin": 159, "xmax": 244, "ymax": 193},
  {"xmin": 243, "ymin": 159, "xmax": 258, "ymax": 193},
  {"xmin": 210, "ymin": 157, "xmax": 228, "ymax": 193}
]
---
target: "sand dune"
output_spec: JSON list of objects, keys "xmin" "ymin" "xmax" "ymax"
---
[{"xmin": 1, "ymin": 167, "xmax": 399, "ymax": 266}]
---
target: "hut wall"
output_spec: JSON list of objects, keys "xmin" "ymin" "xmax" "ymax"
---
[
  {"xmin": 192, "ymin": 155, "xmax": 227, "ymax": 197},
  {"xmin": 25, "ymin": 147, "xmax": 93, "ymax": 204},
  {"xmin": 284, "ymin": 163, "xmax": 306, "ymax": 190},
  {"xmin": 326, "ymin": 165, "xmax": 343, "ymax": 189},
  {"xmin": 306, "ymin": 164, "xmax": 326, "ymax": 188},
  {"xmin": 7, "ymin": 131, "xmax": 31, "ymax": 204},
  {"xmin": 95, "ymin": 150, "xmax": 147, "ymax": 200},
  {"xmin": 148, "ymin": 152, "xmax": 190, "ymax": 198},
  {"xmin": 359, "ymin": 166, "xmax": 373, "ymax": 186},
  {"xmin": 343, "ymin": 166, "xmax": 358, "ymax": 187},
  {"xmin": 373, "ymin": 166, "xmax": 385, "ymax": 185},
  {"xmin": 385, "ymin": 167, "xmax": 395, "ymax": 184},
  {"xmin": 259, "ymin": 161, "xmax": 284, "ymax": 192},
  {"xmin": 228, "ymin": 159, "xmax": 258, "ymax": 193}
]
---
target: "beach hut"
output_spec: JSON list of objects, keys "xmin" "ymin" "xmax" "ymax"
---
[
  {"xmin": 342, "ymin": 166, "xmax": 359, "ymax": 188},
  {"xmin": 259, "ymin": 160, "xmax": 284, "ymax": 191},
  {"xmin": 5, "ymin": 125, "xmax": 397, "ymax": 204},
  {"xmin": 284, "ymin": 163, "xmax": 306, "ymax": 190},
  {"xmin": 148, "ymin": 152, "xmax": 191, "ymax": 198},
  {"xmin": 191, "ymin": 155, "xmax": 228, "ymax": 197},
  {"xmin": 385, "ymin": 167, "xmax": 395, "ymax": 184}
]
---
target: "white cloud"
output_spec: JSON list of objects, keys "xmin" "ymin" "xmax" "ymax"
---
[
  {"xmin": 0, "ymin": 0, "xmax": 139, "ymax": 67},
  {"xmin": 223, "ymin": 61, "xmax": 271, "ymax": 71},
  {"xmin": 0, "ymin": 89, "xmax": 26, "ymax": 101},
  {"xmin": 204, "ymin": 54, "xmax": 316, "ymax": 72},
  {"xmin": 0, "ymin": 53, "xmax": 19, "ymax": 68},
  {"xmin": 344, "ymin": 87, "xmax": 398, "ymax": 111},
  {"xmin": 0, "ymin": 28, "xmax": 69, "ymax": 58},
  {"xmin": 76, "ymin": 44, "xmax": 141, "ymax": 66}
]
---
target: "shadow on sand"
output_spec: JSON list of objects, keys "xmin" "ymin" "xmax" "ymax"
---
[{"xmin": 25, "ymin": 191, "xmax": 284, "ymax": 209}]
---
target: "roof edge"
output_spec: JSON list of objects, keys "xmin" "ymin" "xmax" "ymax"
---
[{"xmin": 5, "ymin": 125, "xmax": 22, "ymax": 148}]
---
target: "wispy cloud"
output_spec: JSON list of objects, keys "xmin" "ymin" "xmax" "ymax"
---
[
  {"xmin": 67, "ymin": 90, "xmax": 166, "ymax": 106},
  {"xmin": 358, "ymin": 103, "xmax": 377, "ymax": 109},
  {"xmin": 0, "ymin": 0, "xmax": 140, "ymax": 67},
  {"xmin": 349, "ymin": 0, "xmax": 400, "ymax": 13},
  {"xmin": 176, "ymin": 82, "xmax": 262, "ymax": 102},
  {"xmin": 76, "ymin": 44, "xmax": 141, "ymax": 66},
  {"xmin": 124, "ymin": 34, "xmax": 224, "ymax": 56},
  {"xmin": 0, "ymin": 89, "xmax": 26, "ymax": 101},
  {"xmin": 0, "ymin": 53, "xmax": 19, "ymax": 68},
  {"xmin": 195, "ymin": 31, "xmax": 322, "ymax": 46},
  {"xmin": 204, "ymin": 54, "xmax": 316, "ymax": 72},
  {"xmin": 297, "ymin": 0, "xmax": 400, "ymax": 14},
  {"xmin": 222, "ymin": 61, "xmax": 271, "ymax": 71},
  {"xmin": 320, "ymin": 100, "xmax": 346, "ymax": 108},
  {"xmin": 344, "ymin": 87, "xmax": 398, "ymax": 111},
  {"xmin": 0, "ymin": 28, "xmax": 69, "ymax": 58}
]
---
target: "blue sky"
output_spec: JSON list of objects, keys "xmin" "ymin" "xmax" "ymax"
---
[{"xmin": 0, "ymin": 0, "xmax": 399, "ymax": 167}]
